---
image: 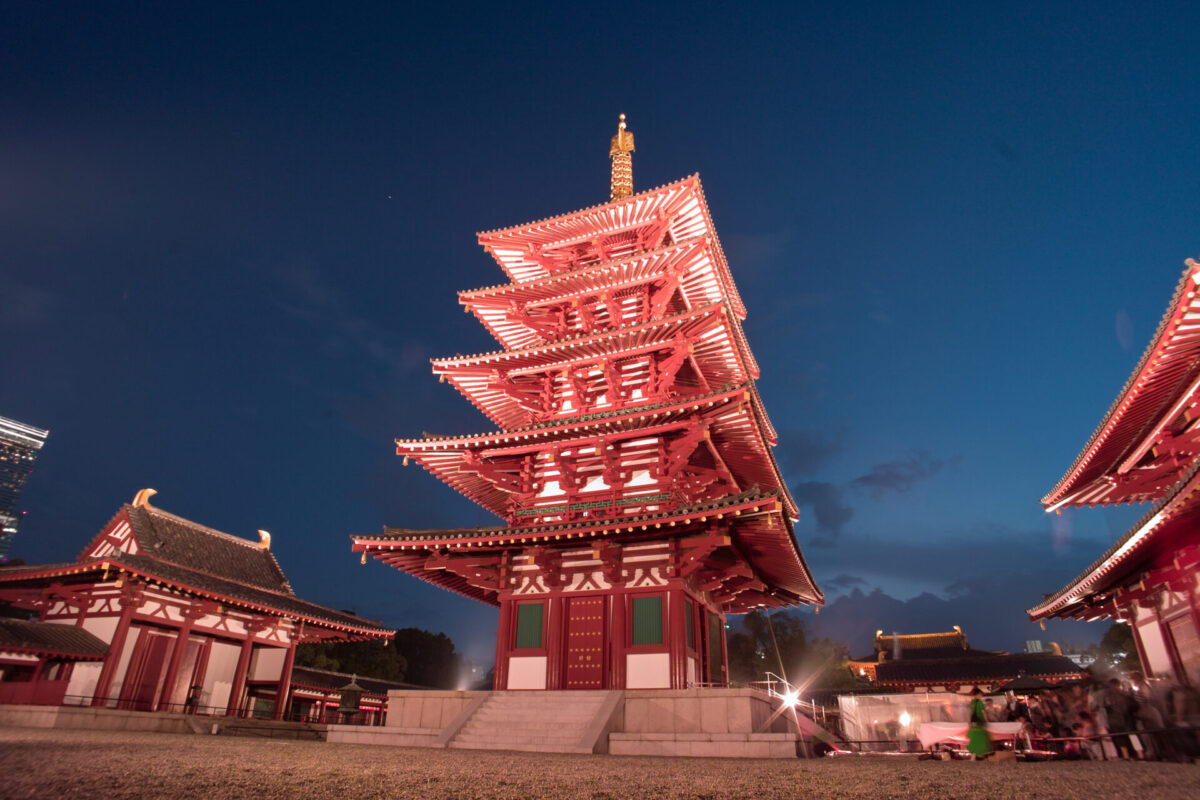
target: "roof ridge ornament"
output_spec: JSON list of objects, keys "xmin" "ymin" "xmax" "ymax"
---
[
  {"xmin": 609, "ymin": 113, "xmax": 635, "ymax": 201},
  {"xmin": 132, "ymin": 488, "xmax": 157, "ymax": 508}
]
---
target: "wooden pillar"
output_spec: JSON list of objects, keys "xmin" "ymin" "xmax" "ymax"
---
[
  {"xmin": 91, "ymin": 584, "xmax": 140, "ymax": 707},
  {"xmin": 718, "ymin": 610, "xmax": 730, "ymax": 688},
  {"xmin": 669, "ymin": 588, "xmax": 688, "ymax": 689},
  {"xmin": 273, "ymin": 621, "xmax": 302, "ymax": 720},
  {"xmin": 545, "ymin": 595, "xmax": 563, "ymax": 690},
  {"xmin": 609, "ymin": 592, "xmax": 626, "ymax": 689},
  {"xmin": 494, "ymin": 598, "xmax": 512, "ymax": 690},
  {"xmin": 157, "ymin": 604, "xmax": 204, "ymax": 712},
  {"xmin": 225, "ymin": 619, "xmax": 262, "ymax": 717}
]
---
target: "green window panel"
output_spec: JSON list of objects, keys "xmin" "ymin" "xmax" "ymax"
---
[
  {"xmin": 685, "ymin": 599, "xmax": 695, "ymax": 650},
  {"xmin": 631, "ymin": 595, "xmax": 664, "ymax": 646},
  {"xmin": 514, "ymin": 602, "xmax": 544, "ymax": 649}
]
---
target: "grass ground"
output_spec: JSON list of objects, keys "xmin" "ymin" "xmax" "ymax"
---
[{"xmin": 0, "ymin": 728, "xmax": 1196, "ymax": 799}]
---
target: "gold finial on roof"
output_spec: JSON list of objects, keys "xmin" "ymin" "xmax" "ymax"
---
[
  {"xmin": 258, "ymin": 529, "xmax": 271, "ymax": 551},
  {"xmin": 132, "ymin": 488, "xmax": 157, "ymax": 508},
  {"xmin": 609, "ymin": 113, "xmax": 635, "ymax": 201}
]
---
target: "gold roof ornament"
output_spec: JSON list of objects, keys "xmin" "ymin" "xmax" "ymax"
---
[
  {"xmin": 257, "ymin": 529, "xmax": 272, "ymax": 551},
  {"xmin": 132, "ymin": 488, "xmax": 157, "ymax": 508},
  {"xmin": 609, "ymin": 113, "xmax": 635, "ymax": 201}
]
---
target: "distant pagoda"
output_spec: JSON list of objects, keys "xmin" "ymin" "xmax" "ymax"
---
[{"xmin": 354, "ymin": 117, "xmax": 821, "ymax": 690}]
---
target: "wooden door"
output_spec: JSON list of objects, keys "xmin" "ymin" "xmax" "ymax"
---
[
  {"xmin": 563, "ymin": 596, "xmax": 605, "ymax": 689},
  {"xmin": 122, "ymin": 632, "xmax": 172, "ymax": 711}
]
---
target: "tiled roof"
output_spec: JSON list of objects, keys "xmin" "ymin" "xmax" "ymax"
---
[
  {"xmin": 876, "ymin": 630, "xmax": 967, "ymax": 652},
  {"xmin": 287, "ymin": 666, "xmax": 423, "ymax": 695},
  {"xmin": 119, "ymin": 505, "xmax": 292, "ymax": 593},
  {"xmin": 875, "ymin": 654, "xmax": 1084, "ymax": 686},
  {"xmin": 0, "ymin": 618, "xmax": 108, "ymax": 659},
  {"xmin": 103, "ymin": 552, "xmax": 389, "ymax": 634}
]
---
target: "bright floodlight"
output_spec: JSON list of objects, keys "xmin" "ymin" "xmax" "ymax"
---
[
  {"xmin": 899, "ymin": 711, "xmax": 912, "ymax": 727},
  {"xmin": 781, "ymin": 690, "xmax": 800, "ymax": 708}
]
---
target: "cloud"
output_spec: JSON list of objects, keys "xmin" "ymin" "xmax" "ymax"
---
[
  {"xmin": 2, "ymin": 280, "xmax": 59, "ymax": 327},
  {"xmin": 827, "ymin": 574, "xmax": 867, "ymax": 590},
  {"xmin": 1115, "ymin": 309, "xmax": 1134, "ymax": 352},
  {"xmin": 791, "ymin": 481, "xmax": 854, "ymax": 540},
  {"xmin": 850, "ymin": 450, "xmax": 946, "ymax": 497},
  {"xmin": 273, "ymin": 261, "xmax": 427, "ymax": 375},
  {"xmin": 776, "ymin": 428, "xmax": 846, "ymax": 476}
]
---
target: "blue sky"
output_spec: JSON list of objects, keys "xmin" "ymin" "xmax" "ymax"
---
[{"xmin": 4, "ymin": 2, "xmax": 1198, "ymax": 661}]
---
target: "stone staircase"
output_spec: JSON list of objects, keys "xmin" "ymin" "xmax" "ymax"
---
[{"xmin": 448, "ymin": 690, "xmax": 619, "ymax": 754}]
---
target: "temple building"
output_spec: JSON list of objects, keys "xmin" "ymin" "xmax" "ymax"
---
[
  {"xmin": 0, "ymin": 490, "xmax": 392, "ymax": 718},
  {"xmin": 847, "ymin": 628, "xmax": 1083, "ymax": 693},
  {"xmin": 1031, "ymin": 257, "xmax": 1200, "ymax": 687},
  {"xmin": 353, "ymin": 117, "xmax": 822, "ymax": 692}
]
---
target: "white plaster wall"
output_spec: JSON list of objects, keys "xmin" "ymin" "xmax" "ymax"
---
[
  {"xmin": 507, "ymin": 656, "xmax": 547, "ymax": 690},
  {"xmin": 626, "ymin": 653, "xmax": 670, "ymax": 689},
  {"xmin": 107, "ymin": 626, "xmax": 142, "ymax": 701},
  {"xmin": 203, "ymin": 641, "xmax": 241, "ymax": 710},
  {"xmin": 249, "ymin": 646, "xmax": 285, "ymax": 681},
  {"xmin": 80, "ymin": 616, "xmax": 119, "ymax": 644},
  {"xmin": 65, "ymin": 662, "xmax": 102, "ymax": 702},
  {"xmin": 1135, "ymin": 618, "xmax": 1173, "ymax": 677}
]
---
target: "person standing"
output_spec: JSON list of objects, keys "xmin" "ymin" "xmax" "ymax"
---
[{"xmin": 967, "ymin": 687, "xmax": 992, "ymax": 759}]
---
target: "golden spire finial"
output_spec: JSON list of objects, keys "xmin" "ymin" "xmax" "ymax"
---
[{"xmin": 609, "ymin": 113, "xmax": 635, "ymax": 201}]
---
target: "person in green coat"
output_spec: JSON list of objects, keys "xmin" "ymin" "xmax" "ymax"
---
[{"xmin": 967, "ymin": 687, "xmax": 992, "ymax": 758}]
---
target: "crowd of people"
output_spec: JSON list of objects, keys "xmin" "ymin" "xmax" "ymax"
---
[{"xmin": 984, "ymin": 671, "xmax": 1200, "ymax": 761}]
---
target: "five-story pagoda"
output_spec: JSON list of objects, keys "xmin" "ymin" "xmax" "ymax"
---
[{"xmin": 353, "ymin": 117, "xmax": 821, "ymax": 690}]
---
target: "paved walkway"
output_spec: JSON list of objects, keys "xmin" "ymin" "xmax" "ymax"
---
[{"xmin": 1, "ymin": 728, "xmax": 1196, "ymax": 799}]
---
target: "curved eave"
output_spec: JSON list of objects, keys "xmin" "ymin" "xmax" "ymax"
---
[
  {"xmin": 353, "ymin": 491, "xmax": 820, "ymax": 609},
  {"xmin": 461, "ymin": 237, "xmax": 744, "ymax": 351},
  {"xmin": 1043, "ymin": 258, "xmax": 1200, "ymax": 509},
  {"xmin": 396, "ymin": 386, "xmax": 797, "ymax": 519},
  {"xmin": 0, "ymin": 560, "xmax": 392, "ymax": 639},
  {"xmin": 1030, "ymin": 460, "xmax": 1200, "ymax": 620},
  {"xmin": 475, "ymin": 175, "xmax": 746, "ymax": 319},
  {"xmin": 433, "ymin": 303, "xmax": 754, "ymax": 430}
]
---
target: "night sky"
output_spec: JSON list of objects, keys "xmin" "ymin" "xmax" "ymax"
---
[{"xmin": 5, "ymin": 3, "xmax": 1200, "ymax": 665}]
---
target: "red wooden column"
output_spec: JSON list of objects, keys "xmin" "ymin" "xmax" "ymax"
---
[
  {"xmin": 718, "ymin": 610, "xmax": 730, "ymax": 687},
  {"xmin": 157, "ymin": 603, "xmax": 206, "ymax": 711},
  {"xmin": 609, "ymin": 592, "xmax": 626, "ymax": 689},
  {"xmin": 545, "ymin": 595, "xmax": 563, "ymax": 690},
  {"xmin": 493, "ymin": 597, "xmax": 513, "ymax": 690},
  {"xmin": 91, "ymin": 583, "xmax": 142, "ymax": 707},
  {"xmin": 668, "ymin": 587, "xmax": 688, "ymax": 689},
  {"xmin": 272, "ymin": 620, "xmax": 303, "ymax": 720},
  {"xmin": 225, "ymin": 617, "xmax": 266, "ymax": 717}
]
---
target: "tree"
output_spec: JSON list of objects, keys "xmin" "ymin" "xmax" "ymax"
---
[
  {"xmin": 392, "ymin": 628, "xmax": 461, "ymax": 689},
  {"xmin": 295, "ymin": 637, "xmax": 406, "ymax": 682},
  {"xmin": 727, "ymin": 610, "xmax": 854, "ymax": 690},
  {"xmin": 1096, "ymin": 622, "xmax": 1142, "ymax": 674}
]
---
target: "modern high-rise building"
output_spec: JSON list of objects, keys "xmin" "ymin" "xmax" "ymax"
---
[{"xmin": 0, "ymin": 414, "xmax": 50, "ymax": 562}]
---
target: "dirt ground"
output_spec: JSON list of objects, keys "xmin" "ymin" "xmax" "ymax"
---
[{"xmin": 0, "ymin": 728, "xmax": 1197, "ymax": 800}]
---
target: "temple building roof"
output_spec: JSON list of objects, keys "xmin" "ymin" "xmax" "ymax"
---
[
  {"xmin": 1043, "ymin": 258, "xmax": 1200, "ymax": 509},
  {"xmin": 0, "ymin": 617, "xmax": 109, "ymax": 660},
  {"xmin": 0, "ymin": 496, "xmax": 392, "ymax": 639},
  {"xmin": 874, "ymin": 653, "xmax": 1084, "ymax": 688}
]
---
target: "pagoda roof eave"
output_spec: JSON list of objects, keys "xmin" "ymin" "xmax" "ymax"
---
[
  {"xmin": 353, "ymin": 489, "xmax": 821, "ymax": 609},
  {"xmin": 1043, "ymin": 258, "xmax": 1200, "ymax": 509},
  {"xmin": 395, "ymin": 384, "xmax": 799, "ymax": 519},
  {"xmin": 1029, "ymin": 458, "xmax": 1200, "ymax": 621},
  {"xmin": 474, "ymin": 174, "xmax": 746, "ymax": 318}
]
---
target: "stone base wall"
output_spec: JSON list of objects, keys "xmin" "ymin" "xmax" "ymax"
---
[
  {"xmin": 384, "ymin": 690, "xmax": 477, "ymax": 731},
  {"xmin": 0, "ymin": 704, "xmax": 199, "ymax": 734}
]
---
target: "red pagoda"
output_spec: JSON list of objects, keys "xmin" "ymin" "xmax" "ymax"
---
[
  {"xmin": 1030, "ymin": 257, "xmax": 1200, "ymax": 688},
  {"xmin": 353, "ymin": 117, "xmax": 821, "ymax": 691}
]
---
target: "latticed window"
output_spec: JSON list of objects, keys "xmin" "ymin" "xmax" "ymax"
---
[
  {"xmin": 631, "ymin": 595, "xmax": 663, "ymax": 645},
  {"xmin": 513, "ymin": 602, "xmax": 544, "ymax": 649}
]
